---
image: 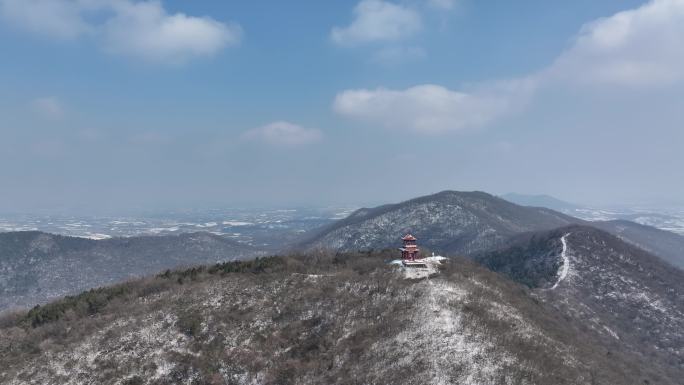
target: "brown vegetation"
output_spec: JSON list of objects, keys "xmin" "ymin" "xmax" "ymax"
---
[{"xmin": 0, "ymin": 250, "xmax": 677, "ymax": 385}]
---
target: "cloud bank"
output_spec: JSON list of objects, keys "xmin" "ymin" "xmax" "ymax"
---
[
  {"xmin": 0, "ymin": 0, "xmax": 242, "ymax": 63},
  {"xmin": 334, "ymin": 0, "xmax": 684, "ymax": 133},
  {"xmin": 545, "ymin": 0, "xmax": 684, "ymax": 87}
]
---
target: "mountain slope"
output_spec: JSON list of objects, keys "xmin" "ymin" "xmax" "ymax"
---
[
  {"xmin": 0, "ymin": 252, "xmax": 675, "ymax": 385},
  {"xmin": 477, "ymin": 225, "xmax": 684, "ymax": 381},
  {"xmin": 302, "ymin": 190, "xmax": 576, "ymax": 256},
  {"xmin": 301, "ymin": 190, "xmax": 684, "ymax": 269},
  {"xmin": 592, "ymin": 219, "xmax": 684, "ymax": 269},
  {"xmin": 0, "ymin": 231, "xmax": 261, "ymax": 311}
]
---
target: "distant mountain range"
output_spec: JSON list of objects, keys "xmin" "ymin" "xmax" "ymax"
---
[
  {"xmin": 2, "ymin": 190, "xmax": 682, "ymax": 313},
  {"xmin": 1, "ymin": 191, "xmax": 683, "ymax": 384},
  {"xmin": 502, "ymin": 192, "xmax": 684, "ymax": 236},
  {"xmin": 303, "ymin": 190, "xmax": 684, "ymax": 269},
  {"xmin": 0, "ymin": 231, "xmax": 261, "ymax": 311}
]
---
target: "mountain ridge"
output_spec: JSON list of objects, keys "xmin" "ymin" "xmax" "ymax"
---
[
  {"xmin": 590, "ymin": 219, "xmax": 684, "ymax": 269},
  {"xmin": 1, "ymin": 193, "xmax": 683, "ymax": 383},
  {"xmin": 300, "ymin": 190, "xmax": 578, "ymax": 256},
  {"xmin": 1, "ymin": 250, "xmax": 677, "ymax": 384},
  {"xmin": 0, "ymin": 231, "xmax": 262, "ymax": 312},
  {"xmin": 301, "ymin": 190, "xmax": 684, "ymax": 269},
  {"xmin": 477, "ymin": 224, "xmax": 684, "ymax": 381}
]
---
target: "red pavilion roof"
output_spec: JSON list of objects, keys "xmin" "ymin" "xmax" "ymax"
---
[{"xmin": 402, "ymin": 234, "xmax": 417, "ymax": 241}]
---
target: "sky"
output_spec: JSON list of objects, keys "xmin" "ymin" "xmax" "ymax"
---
[{"xmin": 0, "ymin": 0, "xmax": 683, "ymax": 213}]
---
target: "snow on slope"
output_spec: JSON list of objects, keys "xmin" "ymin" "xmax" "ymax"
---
[
  {"xmin": 537, "ymin": 228, "xmax": 684, "ymax": 380},
  {"xmin": 304, "ymin": 191, "xmax": 575, "ymax": 256},
  {"xmin": 550, "ymin": 233, "xmax": 571, "ymax": 290},
  {"xmin": 3, "ymin": 255, "xmax": 612, "ymax": 385},
  {"xmin": 388, "ymin": 279, "xmax": 514, "ymax": 384}
]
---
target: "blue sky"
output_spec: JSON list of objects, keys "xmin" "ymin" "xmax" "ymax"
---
[{"xmin": 1, "ymin": 0, "xmax": 682, "ymax": 213}]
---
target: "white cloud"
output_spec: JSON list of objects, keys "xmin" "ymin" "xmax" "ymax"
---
[
  {"xmin": 335, "ymin": 0, "xmax": 684, "ymax": 133},
  {"xmin": 546, "ymin": 0, "xmax": 684, "ymax": 87},
  {"xmin": 31, "ymin": 97, "xmax": 65, "ymax": 119},
  {"xmin": 331, "ymin": 0, "xmax": 422, "ymax": 46},
  {"xmin": 102, "ymin": 1, "xmax": 241, "ymax": 63},
  {"xmin": 0, "ymin": 0, "xmax": 241, "ymax": 63},
  {"xmin": 242, "ymin": 122, "xmax": 322, "ymax": 147},
  {"xmin": 333, "ymin": 83, "xmax": 532, "ymax": 134}
]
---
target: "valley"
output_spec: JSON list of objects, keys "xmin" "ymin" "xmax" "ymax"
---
[{"xmin": 0, "ymin": 207, "xmax": 352, "ymax": 250}]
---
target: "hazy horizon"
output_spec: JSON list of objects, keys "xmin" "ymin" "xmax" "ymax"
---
[{"xmin": 1, "ymin": 189, "xmax": 683, "ymax": 218}]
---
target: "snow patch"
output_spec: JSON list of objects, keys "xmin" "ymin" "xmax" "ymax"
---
[
  {"xmin": 72, "ymin": 233, "xmax": 112, "ymax": 240},
  {"xmin": 388, "ymin": 279, "xmax": 518, "ymax": 384},
  {"xmin": 551, "ymin": 233, "xmax": 571, "ymax": 290},
  {"xmin": 222, "ymin": 221, "xmax": 254, "ymax": 226},
  {"xmin": 391, "ymin": 256, "xmax": 447, "ymax": 280},
  {"xmin": 603, "ymin": 326, "xmax": 620, "ymax": 340}
]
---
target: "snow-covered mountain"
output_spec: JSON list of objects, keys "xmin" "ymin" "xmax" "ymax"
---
[
  {"xmin": 301, "ymin": 191, "xmax": 576, "ymax": 256},
  {"xmin": 1, "ymin": 194, "xmax": 682, "ymax": 384},
  {"xmin": 477, "ymin": 225, "xmax": 684, "ymax": 381},
  {"xmin": 301, "ymin": 190, "xmax": 684, "ymax": 269},
  {"xmin": 1, "ymin": 251, "xmax": 676, "ymax": 384},
  {"xmin": 5, "ymin": 190, "xmax": 681, "ymax": 315}
]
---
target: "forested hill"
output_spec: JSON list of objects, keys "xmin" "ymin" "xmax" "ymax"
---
[
  {"xmin": 301, "ymin": 190, "xmax": 684, "ymax": 269},
  {"xmin": 477, "ymin": 225, "xmax": 684, "ymax": 382},
  {"xmin": 301, "ymin": 190, "xmax": 576, "ymax": 255},
  {"xmin": 0, "ymin": 231, "xmax": 261, "ymax": 311},
  {"xmin": 1, "ymin": 251, "xmax": 677, "ymax": 385}
]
